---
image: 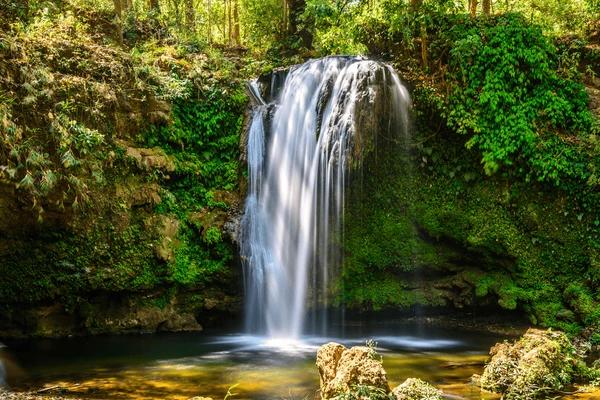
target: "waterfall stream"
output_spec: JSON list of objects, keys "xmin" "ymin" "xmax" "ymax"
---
[{"xmin": 241, "ymin": 56, "xmax": 411, "ymax": 339}]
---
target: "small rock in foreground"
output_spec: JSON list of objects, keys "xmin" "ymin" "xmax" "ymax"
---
[
  {"xmin": 392, "ymin": 378, "xmax": 442, "ymax": 400},
  {"xmin": 316, "ymin": 342, "xmax": 390, "ymax": 399}
]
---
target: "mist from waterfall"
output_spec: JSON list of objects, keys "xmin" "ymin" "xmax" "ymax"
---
[{"xmin": 241, "ymin": 56, "xmax": 410, "ymax": 339}]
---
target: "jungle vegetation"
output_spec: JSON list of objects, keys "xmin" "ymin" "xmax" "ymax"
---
[{"xmin": 0, "ymin": 0, "xmax": 599, "ymax": 336}]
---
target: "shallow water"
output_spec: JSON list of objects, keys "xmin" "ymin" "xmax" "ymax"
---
[{"xmin": 2, "ymin": 324, "xmax": 599, "ymax": 399}]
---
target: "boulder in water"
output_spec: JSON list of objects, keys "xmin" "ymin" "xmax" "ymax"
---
[
  {"xmin": 391, "ymin": 378, "xmax": 442, "ymax": 400},
  {"xmin": 479, "ymin": 328, "xmax": 580, "ymax": 399},
  {"xmin": 316, "ymin": 342, "xmax": 390, "ymax": 399},
  {"xmin": 316, "ymin": 342, "xmax": 346, "ymax": 392}
]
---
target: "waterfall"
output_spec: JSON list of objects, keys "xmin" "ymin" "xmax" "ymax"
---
[{"xmin": 241, "ymin": 56, "xmax": 411, "ymax": 339}]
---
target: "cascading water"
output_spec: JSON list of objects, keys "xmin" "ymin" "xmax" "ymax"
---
[{"xmin": 241, "ymin": 56, "xmax": 411, "ymax": 340}]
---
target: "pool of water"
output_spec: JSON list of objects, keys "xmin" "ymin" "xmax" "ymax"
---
[{"xmin": 0, "ymin": 323, "xmax": 598, "ymax": 399}]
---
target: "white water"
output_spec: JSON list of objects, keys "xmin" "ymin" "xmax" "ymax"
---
[{"xmin": 241, "ymin": 56, "xmax": 410, "ymax": 340}]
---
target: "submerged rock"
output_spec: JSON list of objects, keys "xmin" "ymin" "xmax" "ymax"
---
[
  {"xmin": 392, "ymin": 378, "xmax": 442, "ymax": 400},
  {"xmin": 316, "ymin": 342, "xmax": 390, "ymax": 399},
  {"xmin": 479, "ymin": 328, "xmax": 580, "ymax": 399}
]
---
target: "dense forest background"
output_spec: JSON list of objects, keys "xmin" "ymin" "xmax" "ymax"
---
[{"xmin": 1, "ymin": 0, "xmax": 600, "ymax": 339}]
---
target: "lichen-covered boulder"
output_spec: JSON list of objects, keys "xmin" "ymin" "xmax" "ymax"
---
[
  {"xmin": 480, "ymin": 328, "xmax": 579, "ymax": 399},
  {"xmin": 316, "ymin": 342, "xmax": 390, "ymax": 399},
  {"xmin": 392, "ymin": 378, "xmax": 442, "ymax": 400}
]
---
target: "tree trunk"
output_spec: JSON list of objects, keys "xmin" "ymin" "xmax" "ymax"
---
[
  {"xmin": 233, "ymin": 0, "xmax": 240, "ymax": 46},
  {"xmin": 421, "ymin": 23, "xmax": 428, "ymax": 69},
  {"xmin": 228, "ymin": 0, "xmax": 232, "ymax": 45},
  {"xmin": 207, "ymin": 0, "xmax": 212, "ymax": 42},
  {"xmin": 185, "ymin": 0, "xmax": 195, "ymax": 34},
  {"xmin": 223, "ymin": 0, "xmax": 227, "ymax": 45},
  {"xmin": 469, "ymin": 0, "xmax": 478, "ymax": 17},
  {"xmin": 113, "ymin": 0, "xmax": 123, "ymax": 46},
  {"xmin": 282, "ymin": 0, "xmax": 287, "ymax": 42},
  {"xmin": 482, "ymin": 0, "xmax": 490, "ymax": 15},
  {"xmin": 287, "ymin": 0, "xmax": 312, "ymax": 49}
]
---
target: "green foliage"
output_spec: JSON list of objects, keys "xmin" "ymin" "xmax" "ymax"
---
[
  {"xmin": 223, "ymin": 383, "xmax": 239, "ymax": 400},
  {"xmin": 337, "ymin": 384, "xmax": 394, "ymax": 400},
  {"xmin": 392, "ymin": 378, "xmax": 443, "ymax": 400},
  {"xmin": 563, "ymin": 283, "xmax": 600, "ymax": 326},
  {"xmin": 205, "ymin": 226, "xmax": 223, "ymax": 245},
  {"xmin": 143, "ymin": 73, "xmax": 244, "ymax": 290},
  {"xmin": 240, "ymin": 0, "xmax": 286, "ymax": 51},
  {"xmin": 170, "ymin": 226, "xmax": 234, "ymax": 286},
  {"xmin": 333, "ymin": 9, "xmax": 600, "ymax": 332},
  {"xmin": 0, "ymin": 8, "xmax": 113, "ymax": 215},
  {"xmin": 443, "ymin": 14, "xmax": 593, "ymax": 183},
  {"xmin": 301, "ymin": 0, "xmax": 368, "ymax": 54},
  {"xmin": 0, "ymin": 1, "xmax": 242, "ymax": 325},
  {"xmin": 303, "ymin": 0, "xmax": 598, "ymax": 58},
  {"xmin": 147, "ymin": 88, "xmax": 245, "ymax": 217}
]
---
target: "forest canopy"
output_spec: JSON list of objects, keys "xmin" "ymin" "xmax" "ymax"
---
[{"xmin": 5, "ymin": 0, "xmax": 600, "ymax": 54}]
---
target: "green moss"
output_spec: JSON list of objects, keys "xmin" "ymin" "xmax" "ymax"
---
[{"xmin": 340, "ymin": 80, "xmax": 600, "ymax": 330}]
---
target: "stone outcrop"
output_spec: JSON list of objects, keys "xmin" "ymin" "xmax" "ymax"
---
[
  {"xmin": 124, "ymin": 145, "xmax": 175, "ymax": 173},
  {"xmin": 316, "ymin": 342, "xmax": 389, "ymax": 399}
]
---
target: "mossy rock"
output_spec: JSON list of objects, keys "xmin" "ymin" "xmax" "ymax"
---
[
  {"xmin": 391, "ymin": 378, "xmax": 442, "ymax": 400},
  {"xmin": 480, "ymin": 328, "xmax": 581, "ymax": 399}
]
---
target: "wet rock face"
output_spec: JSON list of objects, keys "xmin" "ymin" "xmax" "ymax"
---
[
  {"xmin": 151, "ymin": 214, "xmax": 180, "ymax": 262},
  {"xmin": 317, "ymin": 60, "xmax": 409, "ymax": 170},
  {"xmin": 87, "ymin": 304, "xmax": 202, "ymax": 334},
  {"xmin": 316, "ymin": 342, "xmax": 390, "ymax": 399}
]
